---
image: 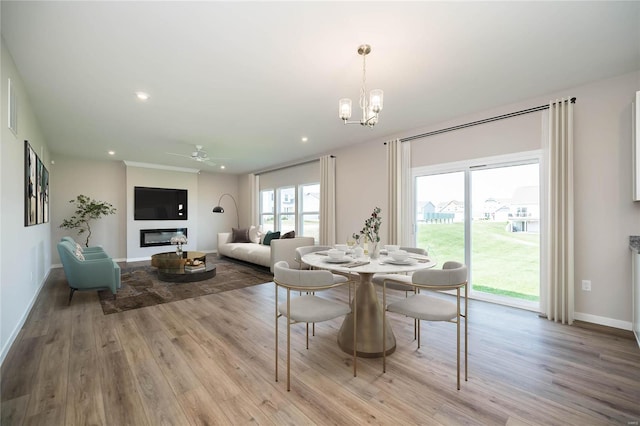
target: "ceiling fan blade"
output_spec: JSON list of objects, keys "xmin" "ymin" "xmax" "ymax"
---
[{"xmin": 166, "ymin": 152, "xmax": 192, "ymax": 159}]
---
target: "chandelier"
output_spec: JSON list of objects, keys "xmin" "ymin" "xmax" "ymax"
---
[{"xmin": 339, "ymin": 44, "xmax": 384, "ymax": 127}]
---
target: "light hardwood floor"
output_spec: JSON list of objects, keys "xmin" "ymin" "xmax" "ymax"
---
[{"xmin": 2, "ymin": 266, "xmax": 640, "ymax": 425}]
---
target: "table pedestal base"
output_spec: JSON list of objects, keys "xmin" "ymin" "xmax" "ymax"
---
[{"xmin": 337, "ymin": 273, "xmax": 396, "ymax": 358}]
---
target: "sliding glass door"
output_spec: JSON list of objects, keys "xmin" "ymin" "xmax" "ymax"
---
[
  {"xmin": 470, "ymin": 163, "xmax": 539, "ymax": 306},
  {"xmin": 414, "ymin": 154, "xmax": 541, "ymax": 309}
]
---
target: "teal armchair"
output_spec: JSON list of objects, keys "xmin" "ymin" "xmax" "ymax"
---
[{"xmin": 57, "ymin": 241, "xmax": 121, "ymax": 304}]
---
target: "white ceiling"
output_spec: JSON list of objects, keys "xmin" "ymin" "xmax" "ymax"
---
[{"xmin": 2, "ymin": 1, "xmax": 639, "ymax": 174}]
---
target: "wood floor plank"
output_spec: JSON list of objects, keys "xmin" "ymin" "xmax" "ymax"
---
[
  {"xmin": 98, "ymin": 350, "xmax": 149, "ymax": 426},
  {"xmin": 2, "ymin": 272, "xmax": 640, "ymax": 426},
  {"xmin": 64, "ymin": 348, "xmax": 107, "ymax": 426},
  {"xmin": 177, "ymin": 385, "xmax": 233, "ymax": 425},
  {"xmin": 1, "ymin": 336, "xmax": 44, "ymax": 402},
  {"xmin": 0, "ymin": 394, "xmax": 30, "ymax": 426},
  {"xmin": 142, "ymin": 329, "xmax": 202, "ymax": 396},
  {"xmin": 24, "ymin": 307, "xmax": 70, "ymax": 419},
  {"xmin": 130, "ymin": 358, "xmax": 190, "ymax": 425}
]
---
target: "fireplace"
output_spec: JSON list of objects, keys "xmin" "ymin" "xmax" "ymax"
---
[{"xmin": 140, "ymin": 228, "xmax": 187, "ymax": 247}]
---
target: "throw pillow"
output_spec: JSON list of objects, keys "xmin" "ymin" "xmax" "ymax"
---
[
  {"xmin": 281, "ymin": 230, "xmax": 295, "ymax": 239},
  {"xmin": 74, "ymin": 248, "xmax": 85, "ymax": 261},
  {"xmin": 231, "ymin": 227, "xmax": 251, "ymax": 243},
  {"xmin": 248, "ymin": 225, "xmax": 259, "ymax": 243},
  {"xmin": 263, "ymin": 231, "xmax": 281, "ymax": 246}
]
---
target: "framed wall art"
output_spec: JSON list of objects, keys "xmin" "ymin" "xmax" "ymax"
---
[
  {"xmin": 24, "ymin": 140, "xmax": 49, "ymax": 226},
  {"xmin": 25, "ymin": 141, "xmax": 37, "ymax": 226}
]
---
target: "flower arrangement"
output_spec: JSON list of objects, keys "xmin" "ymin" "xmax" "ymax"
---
[
  {"xmin": 171, "ymin": 234, "xmax": 187, "ymax": 256},
  {"xmin": 170, "ymin": 235, "xmax": 187, "ymax": 245},
  {"xmin": 357, "ymin": 206, "xmax": 381, "ymax": 243}
]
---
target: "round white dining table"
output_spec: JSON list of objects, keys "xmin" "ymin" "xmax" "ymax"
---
[{"xmin": 301, "ymin": 251, "xmax": 436, "ymax": 358}]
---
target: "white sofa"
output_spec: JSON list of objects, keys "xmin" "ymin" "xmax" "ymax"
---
[{"xmin": 217, "ymin": 232, "xmax": 314, "ymax": 272}]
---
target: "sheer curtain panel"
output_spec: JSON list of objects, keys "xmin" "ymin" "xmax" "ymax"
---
[{"xmin": 545, "ymin": 98, "xmax": 574, "ymax": 324}]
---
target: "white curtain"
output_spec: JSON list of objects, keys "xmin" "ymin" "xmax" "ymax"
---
[
  {"xmin": 250, "ymin": 173, "xmax": 259, "ymax": 227},
  {"xmin": 386, "ymin": 139, "xmax": 411, "ymax": 245},
  {"xmin": 319, "ymin": 155, "xmax": 336, "ymax": 246},
  {"xmin": 545, "ymin": 98, "xmax": 574, "ymax": 325}
]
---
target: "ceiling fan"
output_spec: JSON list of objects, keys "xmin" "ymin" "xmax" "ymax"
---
[{"xmin": 166, "ymin": 145, "xmax": 226, "ymax": 166}]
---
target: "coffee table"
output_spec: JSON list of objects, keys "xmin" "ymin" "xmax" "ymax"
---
[{"xmin": 151, "ymin": 250, "xmax": 216, "ymax": 283}]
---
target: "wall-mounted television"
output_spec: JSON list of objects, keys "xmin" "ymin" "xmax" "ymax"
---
[{"xmin": 134, "ymin": 186, "xmax": 187, "ymax": 220}]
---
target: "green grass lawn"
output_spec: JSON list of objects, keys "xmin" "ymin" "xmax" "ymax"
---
[{"xmin": 417, "ymin": 221, "xmax": 539, "ymax": 301}]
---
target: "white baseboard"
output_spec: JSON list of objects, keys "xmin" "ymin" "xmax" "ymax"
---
[
  {"xmin": 574, "ymin": 311, "xmax": 632, "ymax": 331},
  {"xmin": 0, "ymin": 269, "xmax": 50, "ymax": 365}
]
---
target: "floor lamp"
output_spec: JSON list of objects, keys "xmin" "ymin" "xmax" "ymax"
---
[{"xmin": 212, "ymin": 193, "xmax": 240, "ymax": 228}]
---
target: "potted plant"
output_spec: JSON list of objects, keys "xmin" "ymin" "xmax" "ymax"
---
[{"xmin": 60, "ymin": 194, "xmax": 116, "ymax": 247}]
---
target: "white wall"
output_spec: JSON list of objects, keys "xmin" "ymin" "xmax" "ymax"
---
[
  {"xmin": 48, "ymin": 159, "xmax": 240, "ymax": 263},
  {"xmin": 125, "ymin": 165, "xmax": 199, "ymax": 260},
  {"xmin": 0, "ymin": 38, "xmax": 51, "ymax": 362},
  {"xmin": 199, "ymin": 171, "xmax": 239, "ymax": 249},
  {"xmin": 325, "ymin": 70, "xmax": 640, "ymax": 328},
  {"xmin": 50, "ymin": 156, "xmax": 126, "ymax": 261}
]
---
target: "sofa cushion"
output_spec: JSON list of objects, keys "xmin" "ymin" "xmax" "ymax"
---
[
  {"xmin": 231, "ymin": 227, "xmax": 251, "ymax": 243},
  {"xmin": 263, "ymin": 231, "xmax": 280, "ymax": 246},
  {"xmin": 281, "ymin": 230, "xmax": 295, "ymax": 239}
]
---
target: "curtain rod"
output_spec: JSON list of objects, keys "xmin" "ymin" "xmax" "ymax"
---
[
  {"xmin": 254, "ymin": 155, "xmax": 335, "ymax": 176},
  {"xmin": 399, "ymin": 97, "xmax": 576, "ymax": 143}
]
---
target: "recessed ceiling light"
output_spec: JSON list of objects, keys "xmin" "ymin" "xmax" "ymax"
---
[
  {"xmin": 135, "ymin": 91, "xmax": 150, "ymax": 101},
  {"xmin": 108, "ymin": 150, "xmax": 115, "ymax": 155},
  {"xmin": 301, "ymin": 137, "xmax": 308, "ymax": 142},
  {"xmin": 220, "ymin": 165, "xmax": 226, "ymax": 169}
]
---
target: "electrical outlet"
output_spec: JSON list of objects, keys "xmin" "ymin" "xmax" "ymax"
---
[{"xmin": 581, "ymin": 280, "xmax": 591, "ymax": 291}]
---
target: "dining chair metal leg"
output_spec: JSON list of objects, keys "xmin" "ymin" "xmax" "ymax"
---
[
  {"xmin": 306, "ymin": 323, "xmax": 309, "ymax": 349},
  {"xmin": 382, "ymin": 282, "xmax": 387, "ymax": 373},
  {"xmin": 275, "ymin": 284, "xmax": 278, "ymax": 383},
  {"xmin": 456, "ymin": 288, "xmax": 461, "ymax": 390},
  {"xmin": 286, "ymin": 288, "xmax": 291, "ymax": 391},
  {"xmin": 353, "ymin": 281, "xmax": 357, "ymax": 377}
]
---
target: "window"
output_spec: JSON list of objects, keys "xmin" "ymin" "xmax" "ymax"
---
[
  {"xmin": 259, "ymin": 183, "xmax": 320, "ymax": 240},
  {"xmin": 278, "ymin": 187, "xmax": 296, "ymax": 233},
  {"xmin": 260, "ymin": 190, "xmax": 274, "ymax": 233},
  {"xmin": 300, "ymin": 183, "xmax": 320, "ymax": 242}
]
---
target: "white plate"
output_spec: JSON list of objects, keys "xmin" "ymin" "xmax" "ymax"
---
[
  {"xmin": 385, "ymin": 258, "xmax": 417, "ymax": 265},
  {"xmin": 325, "ymin": 257, "xmax": 352, "ymax": 264}
]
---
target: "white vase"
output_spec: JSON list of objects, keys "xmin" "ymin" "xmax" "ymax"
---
[{"xmin": 368, "ymin": 240, "xmax": 380, "ymax": 259}]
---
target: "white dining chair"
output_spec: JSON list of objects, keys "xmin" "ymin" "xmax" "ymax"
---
[
  {"xmin": 372, "ymin": 246, "xmax": 428, "ymax": 293},
  {"xmin": 274, "ymin": 260, "xmax": 357, "ymax": 391},
  {"xmin": 294, "ymin": 245, "xmax": 332, "ymax": 270},
  {"xmin": 382, "ymin": 261, "xmax": 468, "ymax": 389}
]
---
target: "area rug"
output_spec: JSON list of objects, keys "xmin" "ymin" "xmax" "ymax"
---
[{"xmin": 98, "ymin": 256, "xmax": 273, "ymax": 315}]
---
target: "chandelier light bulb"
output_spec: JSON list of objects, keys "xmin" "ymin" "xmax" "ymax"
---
[
  {"xmin": 370, "ymin": 89, "xmax": 383, "ymax": 113},
  {"xmin": 339, "ymin": 98, "xmax": 352, "ymax": 120}
]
